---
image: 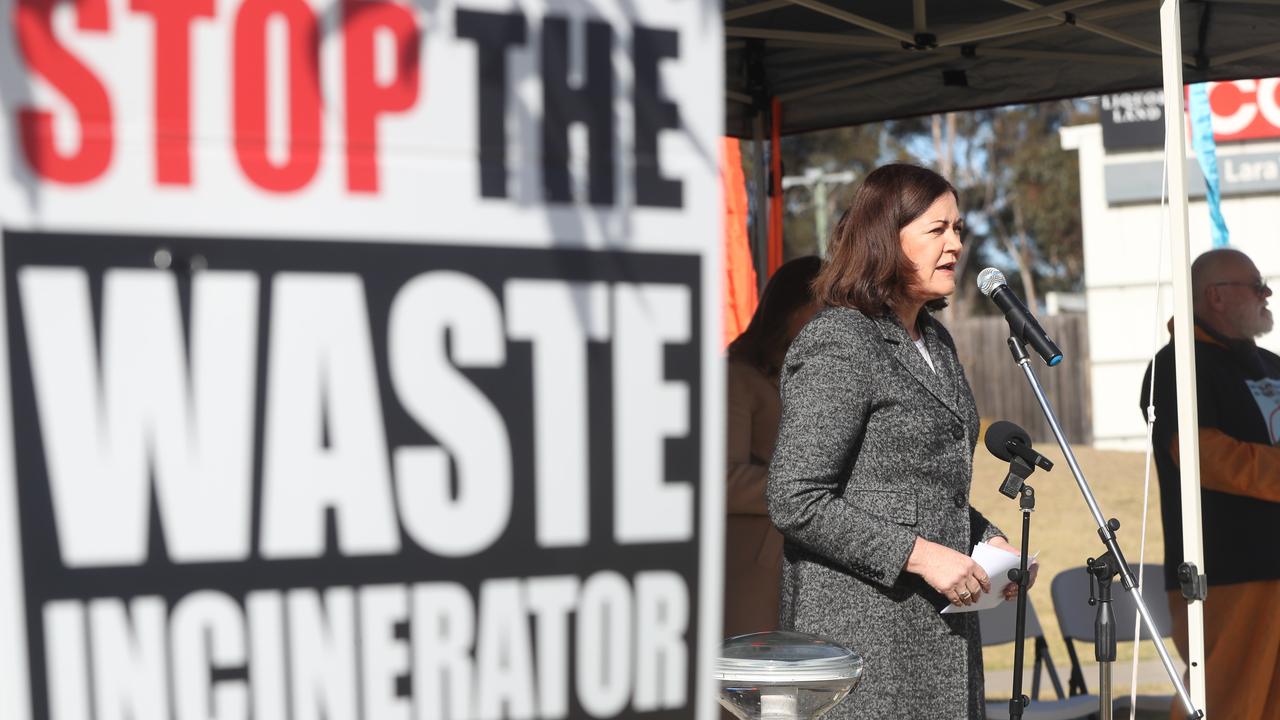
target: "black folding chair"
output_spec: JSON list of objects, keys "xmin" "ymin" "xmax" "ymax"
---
[
  {"xmin": 981, "ymin": 597, "xmax": 1100, "ymax": 720},
  {"xmin": 1050, "ymin": 564, "xmax": 1177, "ymax": 717}
]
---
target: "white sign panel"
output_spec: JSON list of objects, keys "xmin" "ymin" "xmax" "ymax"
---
[{"xmin": 0, "ymin": 1, "xmax": 723, "ymax": 718}]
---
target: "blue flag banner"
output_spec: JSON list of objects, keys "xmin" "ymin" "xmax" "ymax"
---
[{"xmin": 1189, "ymin": 83, "xmax": 1230, "ymax": 247}]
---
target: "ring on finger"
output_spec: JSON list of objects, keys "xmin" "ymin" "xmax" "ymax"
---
[{"xmin": 958, "ymin": 590, "xmax": 971, "ymax": 598}]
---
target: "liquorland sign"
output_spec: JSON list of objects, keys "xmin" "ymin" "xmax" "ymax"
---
[
  {"xmin": 1100, "ymin": 78, "xmax": 1280, "ymax": 151},
  {"xmin": 0, "ymin": 2, "xmax": 724, "ymax": 719}
]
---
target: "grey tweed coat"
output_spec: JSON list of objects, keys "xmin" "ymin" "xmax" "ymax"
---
[{"xmin": 767, "ymin": 306, "xmax": 1003, "ymax": 720}]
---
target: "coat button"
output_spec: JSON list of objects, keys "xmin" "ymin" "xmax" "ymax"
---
[
  {"xmin": 952, "ymin": 426, "xmax": 964, "ymax": 440},
  {"xmin": 952, "ymin": 491, "xmax": 966, "ymax": 508}
]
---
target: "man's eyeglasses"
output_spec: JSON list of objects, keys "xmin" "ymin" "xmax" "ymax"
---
[{"xmin": 1211, "ymin": 280, "xmax": 1271, "ymax": 297}]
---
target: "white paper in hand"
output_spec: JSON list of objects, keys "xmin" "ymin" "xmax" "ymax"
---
[{"xmin": 940, "ymin": 541, "xmax": 1038, "ymax": 614}]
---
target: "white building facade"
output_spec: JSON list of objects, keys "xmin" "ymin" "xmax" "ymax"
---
[{"xmin": 1062, "ymin": 80, "xmax": 1280, "ymax": 449}]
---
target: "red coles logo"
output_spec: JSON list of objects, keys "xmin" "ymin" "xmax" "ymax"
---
[{"xmin": 1204, "ymin": 79, "xmax": 1280, "ymax": 142}]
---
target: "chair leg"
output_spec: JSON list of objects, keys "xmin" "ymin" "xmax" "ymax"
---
[
  {"xmin": 1063, "ymin": 639, "xmax": 1089, "ymax": 696},
  {"xmin": 1039, "ymin": 638, "xmax": 1067, "ymax": 700},
  {"xmin": 1032, "ymin": 639, "xmax": 1044, "ymax": 700}
]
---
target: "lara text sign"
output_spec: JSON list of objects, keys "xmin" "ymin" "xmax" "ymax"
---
[{"xmin": 1104, "ymin": 150, "xmax": 1280, "ymax": 204}]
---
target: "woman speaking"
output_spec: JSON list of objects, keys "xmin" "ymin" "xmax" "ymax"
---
[{"xmin": 767, "ymin": 163, "xmax": 1029, "ymax": 718}]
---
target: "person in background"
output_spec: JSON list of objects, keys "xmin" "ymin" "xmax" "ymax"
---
[
  {"xmin": 723, "ymin": 255, "xmax": 823, "ymax": 638},
  {"xmin": 1140, "ymin": 247, "xmax": 1280, "ymax": 720},
  {"xmin": 767, "ymin": 163, "xmax": 1030, "ymax": 719}
]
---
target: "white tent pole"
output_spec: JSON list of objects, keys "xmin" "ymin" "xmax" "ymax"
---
[{"xmin": 1158, "ymin": 0, "xmax": 1208, "ymax": 714}]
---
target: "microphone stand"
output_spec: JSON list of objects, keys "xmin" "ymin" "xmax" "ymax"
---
[
  {"xmin": 1004, "ymin": 336, "xmax": 1203, "ymax": 720},
  {"xmin": 1002, "ymin": 476, "xmax": 1037, "ymax": 720}
]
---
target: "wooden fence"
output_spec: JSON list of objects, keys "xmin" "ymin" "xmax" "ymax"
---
[{"xmin": 947, "ymin": 314, "xmax": 1092, "ymax": 444}]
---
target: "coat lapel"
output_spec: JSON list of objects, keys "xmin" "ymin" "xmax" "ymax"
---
[{"xmin": 876, "ymin": 313, "xmax": 964, "ymax": 423}]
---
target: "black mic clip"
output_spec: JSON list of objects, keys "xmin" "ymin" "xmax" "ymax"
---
[
  {"xmin": 999, "ymin": 456, "xmax": 1036, "ymax": 500},
  {"xmin": 985, "ymin": 420, "xmax": 1053, "ymax": 499},
  {"xmin": 998, "ymin": 440, "xmax": 1054, "ymax": 499}
]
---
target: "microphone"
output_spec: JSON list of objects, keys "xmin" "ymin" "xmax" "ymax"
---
[
  {"xmin": 977, "ymin": 268, "xmax": 1063, "ymax": 366},
  {"xmin": 985, "ymin": 420, "xmax": 1053, "ymax": 472},
  {"xmin": 985, "ymin": 420, "xmax": 1053, "ymax": 499}
]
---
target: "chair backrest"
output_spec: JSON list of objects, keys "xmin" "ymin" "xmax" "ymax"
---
[
  {"xmin": 1050, "ymin": 563, "xmax": 1173, "ymax": 643},
  {"xmin": 979, "ymin": 596, "xmax": 1047, "ymax": 646}
]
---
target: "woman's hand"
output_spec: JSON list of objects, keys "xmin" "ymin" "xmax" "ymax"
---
[
  {"xmin": 905, "ymin": 537, "xmax": 990, "ymax": 606},
  {"xmin": 987, "ymin": 535, "xmax": 1039, "ymax": 600}
]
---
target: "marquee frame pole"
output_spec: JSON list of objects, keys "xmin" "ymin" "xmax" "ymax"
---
[{"xmin": 1158, "ymin": 0, "xmax": 1208, "ymax": 712}]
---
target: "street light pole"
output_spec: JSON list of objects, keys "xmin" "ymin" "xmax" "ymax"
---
[{"xmin": 781, "ymin": 168, "xmax": 855, "ymax": 256}]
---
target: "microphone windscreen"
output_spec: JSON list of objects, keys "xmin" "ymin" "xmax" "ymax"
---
[
  {"xmin": 984, "ymin": 420, "xmax": 1031, "ymax": 461},
  {"xmin": 977, "ymin": 267, "xmax": 1006, "ymax": 297}
]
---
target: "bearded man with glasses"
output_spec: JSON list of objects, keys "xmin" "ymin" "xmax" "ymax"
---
[{"xmin": 1140, "ymin": 247, "xmax": 1280, "ymax": 720}]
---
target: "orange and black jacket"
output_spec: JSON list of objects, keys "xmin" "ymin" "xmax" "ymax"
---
[{"xmin": 1140, "ymin": 320, "xmax": 1280, "ymax": 590}]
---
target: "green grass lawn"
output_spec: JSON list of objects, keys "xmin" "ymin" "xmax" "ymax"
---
[{"xmin": 970, "ymin": 440, "xmax": 1183, "ymax": 693}]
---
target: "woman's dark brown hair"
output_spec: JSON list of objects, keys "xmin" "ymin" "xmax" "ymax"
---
[
  {"xmin": 813, "ymin": 163, "xmax": 956, "ymax": 315},
  {"xmin": 728, "ymin": 255, "xmax": 822, "ymax": 376}
]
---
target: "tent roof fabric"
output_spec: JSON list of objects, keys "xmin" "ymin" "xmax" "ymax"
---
[{"xmin": 725, "ymin": 0, "xmax": 1280, "ymax": 137}]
